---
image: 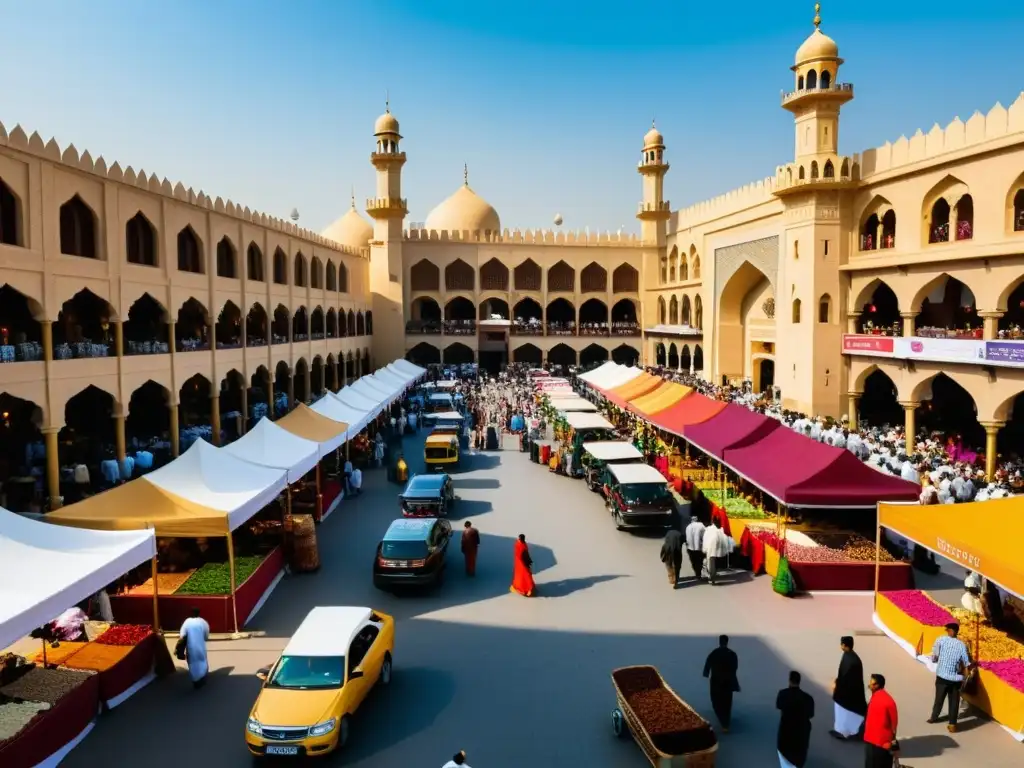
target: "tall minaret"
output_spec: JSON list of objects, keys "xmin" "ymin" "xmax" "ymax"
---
[
  {"xmin": 365, "ymin": 102, "xmax": 408, "ymax": 367},
  {"xmin": 636, "ymin": 122, "xmax": 670, "ymax": 247}
]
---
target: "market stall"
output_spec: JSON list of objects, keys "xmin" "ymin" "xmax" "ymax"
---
[
  {"xmin": 875, "ymin": 499, "xmax": 1024, "ymax": 740},
  {"xmin": 390, "ymin": 359, "xmax": 427, "ymax": 380},
  {"xmin": 682, "ymin": 403, "xmax": 780, "ymax": 459},
  {"xmin": 552, "ymin": 398, "xmax": 599, "ymax": 413},
  {"xmin": 335, "ymin": 385, "xmax": 386, "ymax": 419},
  {"xmin": 628, "ymin": 381, "xmax": 691, "ymax": 417},
  {"xmin": 578, "ymin": 361, "xmax": 621, "ymax": 385},
  {"xmin": 349, "ymin": 375, "xmax": 398, "ymax": 406},
  {"xmin": 648, "ymin": 392, "xmax": 726, "ymax": 435},
  {"xmin": 605, "ymin": 372, "xmax": 663, "ymax": 408}
]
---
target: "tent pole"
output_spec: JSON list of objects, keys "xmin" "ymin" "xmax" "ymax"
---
[
  {"xmin": 315, "ymin": 463, "xmax": 323, "ymax": 522},
  {"xmin": 227, "ymin": 531, "xmax": 239, "ymax": 636},
  {"xmin": 873, "ymin": 515, "xmax": 882, "ymax": 613},
  {"xmin": 151, "ymin": 555, "xmax": 161, "ymax": 633}
]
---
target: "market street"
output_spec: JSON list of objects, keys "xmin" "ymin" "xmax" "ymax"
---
[{"xmin": 64, "ymin": 431, "xmax": 1022, "ymax": 767}]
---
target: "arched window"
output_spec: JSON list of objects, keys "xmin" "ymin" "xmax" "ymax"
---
[
  {"xmin": 792, "ymin": 299, "xmax": 802, "ymax": 324},
  {"xmin": 247, "ymin": 243, "xmax": 264, "ymax": 281},
  {"xmin": 311, "ymin": 257, "xmax": 323, "ymax": 289},
  {"xmin": 177, "ymin": 227, "xmax": 202, "ymax": 273},
  {"xmin": 294, "ymin": 253, "xmax": 307, "ymax": 287},
  {"xmin": 798, "ymin": 166, "xmax": 805, "ymax": 180},
  {"xmin": 929, "ymin": 198, "xmax": 951, "ymax": 243},
  {"xmin": 1015, "ymin": 189, "xmax": 1024, "ymax": 232},
  {"xmin": 861, "ymin": 214, "xmax": 879, "ymax": 251},
  {"xmin": 0, "ymin": 176, "xmax": 20, "ymax": 246},
  {"xmin": 955, "ymin": 194, "xmax": 974, "ymax": 240},
  {"xmin": 806, "ymin": 69, "xmax": 817, "ymax": 89},
  {"xmin": 216, "ymin": 237, "xmax": 236, "ymax": 278},
  {"xmin": 818, "ymin": 294, "xmax": 831, "ymax": 324},
  {"xmin": 881, "ymin": 210, "xmax": 896, "ymax": 249},
  {"xmin": 273, "ymin": 248, "xmax": 287, "ymax": 284},
  {"xmin": 823, "ymin": 160, "xmax": 834, "ymax": 179},
  {"xmin": 820, "ymin": 70, "xmax": 831, "ymax": 88},
  {"xmin": 797, "ymin": 75, "xmax": 804, "ymax": 90},
  {"xmin": 810, "ymin": 161, "xmax": 819, "ymax": 180},
  {"xmin": 326, "ymin": 261, "xmax": 337, "ymax": 291},
  {"xmin": 126, "ymin": 212, "xmax": 156, "ymax": 266},
  {"xmin": 60, "ymin": 195, "xmax": 98, "ymax": 258}
]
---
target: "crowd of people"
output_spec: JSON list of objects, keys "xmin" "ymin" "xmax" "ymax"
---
[{"xmin": 640, "ymin": 366, "xmax": 1020, "ymax": 505}]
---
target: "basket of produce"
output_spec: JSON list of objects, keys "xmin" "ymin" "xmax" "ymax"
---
[
  {"xmin": 290, "ymin": 514, "xmax": 320, "ymax": 573},
  {"xmin": 610, "ymin": 666, "xmax": 717, "ymax": 767}
]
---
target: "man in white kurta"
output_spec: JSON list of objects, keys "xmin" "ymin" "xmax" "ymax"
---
[{"xmin": 180, "ymin": 609, "xmax": 210, "ymax": 688}]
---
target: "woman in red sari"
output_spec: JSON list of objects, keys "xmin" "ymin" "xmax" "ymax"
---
[{"xmin": 510, "ymin": 534, "xmax": 535, "ymax": 597}]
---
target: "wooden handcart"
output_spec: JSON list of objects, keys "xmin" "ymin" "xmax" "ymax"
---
[{"xmin": 611, "ymin": 665, "xmax": 718, "ymax": 768}]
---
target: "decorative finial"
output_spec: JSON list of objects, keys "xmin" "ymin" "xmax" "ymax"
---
[
  {"xmin": 813, "ymin": 3, "xmax": 821, "ymax": 29},
  {"xmin": 385, "ymin": 90, "xmax": 390, "ymax": 113},
  {"xmin": 350, "ymin": 186, "xmax": 356, "ymax": 209},
  {"xmin": 463, "ymin": 163, "xmax": 468, "ymax": 186}
]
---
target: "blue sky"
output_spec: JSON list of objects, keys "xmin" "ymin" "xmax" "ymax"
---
[{"xmin": 2, "ymin": 1, "xmax": 1022, "ymax": 234}]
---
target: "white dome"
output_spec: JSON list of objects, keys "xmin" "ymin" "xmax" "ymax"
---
[
  {"xmin": 322, "ymin": 203, "xmax": 373, "ymax": 250},
  {"xmin": 424, "ymin": 184, "xmax": 501, "ymax": 234}
]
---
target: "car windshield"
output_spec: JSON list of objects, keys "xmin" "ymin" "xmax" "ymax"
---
[
  {"xmin": 381, "ymin": 540, "xmax": 429, "ymax": 559},
  {"xmin": 619, "ymin": 483, "xmax": 668, "ymax": 504},
  {"xmin": 267, "ymin": 655, "xmax": 344, "ymax": 689},
  {"xmin": 425, "ymin": 446, "xmax": 451, "ymax": 460}
]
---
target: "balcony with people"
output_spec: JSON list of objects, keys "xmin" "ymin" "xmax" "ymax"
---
[
  {"xmin": 214, "ymin": 302, "xmax": 243, "ymax": 349},
  {"xmin": 246, "ymin": 304, "xmax": 268, "ymax": 347},
  {"xmin": 54, "ymin": 290, "xmax": 116, "ymax": 359},
  {"xmin": 546, "ymin": 298, "xmax": 576, "ymax": 336},
  {"xmin": 512, "ymin": 298, "xmax": 543, "ymax": 336},
  {"xmin": 406, "ymin": 297, "xmax": 442, "ymax": 334},
  {"xmin": 478, "ymin": 297, "xmax": 509, "ymax": 323},
  {"xmin": 175, "ymin": 299, "xmax": 210, "ymax": 353},
  {"xmin": 860, "ymin": 207, "xmax": 897, "ymax": 252},
  {"xmin": 610, "ymin": 298, "xmax": 640, "ymax": 336},
  {"xmin": 443, "ymin": 297, "xmax": 476, "ymax": 335},
  {"xmin": 0, "ymin": 284, "xmax": 44, "ymax": 363},
  {"xmin": 578, "ymin": 298, "xmax": 609, "ymax": 337}
]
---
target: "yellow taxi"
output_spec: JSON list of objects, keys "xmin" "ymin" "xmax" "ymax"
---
[
  {"xmin": 424, "ymin": 431, "xmax": 460, "ymax": 470},
  {"xmin": 245, "ymin": 606, "xmax": 395, "ymax": 759}
]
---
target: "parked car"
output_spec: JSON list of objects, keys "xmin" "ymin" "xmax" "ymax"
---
[
  {"xmin": 245, "ymin": 606, "xmax": 395, "ymax": 758},
  {"xmin": 602, "ymin": 463, "xmax": 679, "ymax": 531},
  {"xmin": 373, "ymin": 517, "xmax": 452, "ymax": 590},
  {"xmin": 399, "ymin": 473, "xmax": 455, "ymax": 517},
  {"xmin": 581, "ymin": 441, "xmax": 645, "ymax": 492}
]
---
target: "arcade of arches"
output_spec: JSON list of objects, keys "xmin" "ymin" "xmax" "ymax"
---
[{"xmin": 404, "ymin": 341, "xmax": 640, "ymax": 368}]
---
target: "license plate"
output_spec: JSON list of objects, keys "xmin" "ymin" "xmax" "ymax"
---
[
  {"xmin": 266, "ymin": 746, "xmax": 299, "ymax": 756},
  {"xmin": 397, "ymin": 561, "xmax": 409, "ymax": 567}
]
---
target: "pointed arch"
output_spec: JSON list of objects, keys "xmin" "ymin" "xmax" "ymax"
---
[
  {"xmin": 310, "ymin": 306, "xmax": 325, "ymax": 339},
  {"xmin": 126, "ymin": 212, "xmax": 157, "ymax": 266},
  {"xmin": 611, "ymin": 344, "xmax": 639, "ymax": 366},
  {"xmin": 311, "ymin": 257, "xmax": 323, "ymax": 289},
  {"xmin": 694, "ymin": 294, "xmax": 703, "ymax": 329},
  {"xmin": 246, "ymin": 302, "xmax": 268, "ymax": 346},
  {"xmin": 479, "ymin": 258, "xmax": 509, "ymax": 291},
  {"xmin": 0, "ymin": 175, "xmax": 23, "ymax": 246},
  {"xmin": 923, "ymin": 174, "xmax": 970, "ymax": 244},
  {"xmin": 547, "ymin": 343, "xmax": 576, "ymax": 367},
  {"xmin": 579, "ymin": 343, "xmax": 609, "ymax": 367},
  {"xmin": 410, "ymin": 259, "xmax": 440, "ymax": 292},
  {"xmin": 273, "ymin": 247, "xmax": 287, "ymax": 284},
  {"xmin": 547, "ymin": 261, "xmax": 575, "ymax": 293},
  {"xmin": 612, "ymin": 263, "xmax": 639, "ymax": 293},
  {"xmin": 216, "ymin": 236, "xmax": 237, "ymax": 278},
  {"xmin": 326, "ymin": 260, "xmax": 337, "ymax": 291},
  {"xmin": 668, "ymin": 295, "xmax": 679, "ymax": 324},
  {"xmin": 177, "ymin": 226, "xmax": 203, "ymax": 273},
  {"xmin": 667, "ymin": 246, "xmax": 678, "ymax": 283},
  {"xmin": 514, "ymin": 259, "xmax": 541, "ymax": 291},
  {"xmin": 246, "ymin": 242, "xmax": 264, "ymax": 281},
  {"xmin": 680, "ymin": 294, "xmax": 692, "ymax": 326},
  {"xmin": 215, "ymin": 300, "xmax": 242, "ymax": 348},
  {"xmin": 407, "ymin": 342, "xmax": 441, "ymax": 366},
  {"xmin": 657, "ymin": 295, "xmax": 667, "ymax": 324},
  {"xmin": 60, "ymin": 195, "xmax": 98, "ymax": 258},
  {"xmin": 580, "ymin": 262, "xmax": 607, "ymax": 293},
  {"xmin": 294, "ymin": 252, "xmax": 307, "ymax": 287},
  {"xmin": 338, "ymin": 262, "xmax": 349, "ymax": 293},
  {"xmin": 445, "ymin": 259, "xmax": 475, "ymax": 291}
]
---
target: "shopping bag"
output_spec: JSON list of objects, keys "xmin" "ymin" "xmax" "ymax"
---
[{"xmin": 772, "ymin": 556, "xmax": 796, "ymax": 596}]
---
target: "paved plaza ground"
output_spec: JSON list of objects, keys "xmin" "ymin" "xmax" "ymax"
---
[{"xmin": 64, "ymin": 431, "xmax": 1021, "ymax": 767}]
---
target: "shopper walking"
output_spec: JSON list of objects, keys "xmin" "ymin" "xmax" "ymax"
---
[
  {"xmin": 776, "ymin": 671, "xmax": 814, "ymax": 768},
  {"xmin": 441, "ymin": 749, "xmax": 471, "ymax": 767},
  {"xmin": 864, "ymin": 673, "xmax": 899, "ymax": 767},
  {"xmin": 701, "ymin": 518, "xmax": 730, "ymax": 586},
  {"xmin": 660, "ymin": 529, "xmax": 683, "ymax": 587},
  {"xmin": 684, "ymin": 515, "xmax": 706, "ymax": 581},
  {"xmin": 928, "ymin": 622, "xmax": 971, "ymax": 732},
  {"xmin": 179, "ymin": 608, "xmax": 210, "ymax": 689},
  {"xmin": 830, "ymin": 636, "xmax": 867, "ymax": 740},
  {"xmin": 703, "ymin": 634, "xmax": 740, "ymax": 731},
  {"xmin": 461, "ymin": 520, "xmax": 480, "ymax": 577}
]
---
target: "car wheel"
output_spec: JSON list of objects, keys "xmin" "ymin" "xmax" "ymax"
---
[
  {"xmin": 338, "ymin": 715, "xmax": 352, "ymax": 748},
  {"xmin": 614, "ymin": 510, "xmax": 625, "ymax": 532},
  {"xmin": 380, "ymin": 654, "xmax": 393, "ymax": 686}
]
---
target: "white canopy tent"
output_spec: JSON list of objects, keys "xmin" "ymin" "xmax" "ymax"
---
[
  {"xmin": 367, "ymin": 372, "xmax": 403, "ymax": 398},
  {"xmin": 0, "ymin": 508, "xmax": 156, "ymax": 649},
  {"xmin": 143, "ymin": 439, "xmax": 288, "ymax": 530},
  {"xmin": 591, "ymin": 365, "xmax": 644, "ymax": 390},
  {"xmin": 392, "ymin": 359, "xmax": 427, "ymax": 379},
  {"xmin": 350, "ymin": 376, "xmax": 396, "ymax": 405},
  {"xmin": 564, "ymin": 412, "xmax": 615, "ymax": 430},
  {"xmin": 578, "ymin": 361, "xmax": 621, "ymax": 384},
  {"xmin": 336, "ymin": 386, "xmax": 385, "ymax": 418},
  {"xmin": 555, "ymin": 398, "xmax": 599, "ymax": 413},
  {"xmin": 582, "ymin": 441, "xmax": 644, "ymax": 461},
  {"xmin": 314, "ymin": 394, "xmax": 371, "ymax": 436},
  {"xmin": 220, "ymin": 418, "xmax": 320, "ymax": 483},
  {"xmin": 545, "ymin": 390, "xmax": 583, "ymax": 399},
  {"xmin": 386, "ymin": 362, "xmax": 418, "ymax": 384},
  {"xmin": 377, "ymin": 366, "xmax": 412, "ymax": 390}
]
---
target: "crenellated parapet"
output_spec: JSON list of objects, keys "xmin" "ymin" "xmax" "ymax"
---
[
  {"xmin": 0, "ymin": 119, "xmax": 367, "ymax": 259},
  {"xmin": 859, "ymin": 92, "xmax": 1024, "ymax": 178},
  {"xmin": 403, "ymin": 228, "xmax": 643, "ymax": 247},
  {"xmin": 673, "ymin": 177, "xmax": 778, "ymax": 229}
]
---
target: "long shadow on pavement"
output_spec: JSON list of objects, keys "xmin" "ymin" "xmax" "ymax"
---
[
  {"xmin": 537, "ymin": 574, "xmax": 627, "ymax": 597},
  {"xmin": 446, "ymin": 497, "xmax": 493, "ymax": 521},
  {"xmin": 450, "ymin": 477, "xmax": 501, "ymax": 490}
]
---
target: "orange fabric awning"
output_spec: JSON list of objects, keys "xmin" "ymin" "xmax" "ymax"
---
[
  {"xmin": 630, "ymin": 382, "xmax": 692, "ymax": 416},
  {"xmin": 879, "ymin": 498, "xmax": 1024, "ymax": 599},
  {"xmin": 610, "ymin": 373, "xmax": 661, "ymax": 401},
  {"xmin": 275, "ymin": 404, "xmax": 348, "ymax": 444}
]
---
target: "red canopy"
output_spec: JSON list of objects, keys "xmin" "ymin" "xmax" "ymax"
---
[
  {"xmin": 724, "ymin": 428, "xmax": 922, "ymax": 507},
  {"xmin": 683, "ymin": 403, "xmax": 780, "ymax": 458},
  {"xmin": 650, "ymin": 393, "xmax": 726, "ymax": 435}
]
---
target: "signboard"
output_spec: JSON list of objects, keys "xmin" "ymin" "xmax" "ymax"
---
[
  {"xmin": 902, "ymin": 337, "xmax": 985, "ymax": 364},
  {"xmin": 842, "ymin": 335, "xmax": 895, "ymax": 355},
  {"xmin": 985, "ymin": 341, "xmax": 1024, "ymax": 365}
]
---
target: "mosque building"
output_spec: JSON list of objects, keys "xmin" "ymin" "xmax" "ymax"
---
[{"xmin": 1, "ymin": 4, "xmax": 1024, "ymax": 509}]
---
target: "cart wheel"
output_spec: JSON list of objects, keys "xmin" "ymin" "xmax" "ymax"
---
[{"xmin": 611, "ymin": 708, "xmax": 626, "ymax": 739}]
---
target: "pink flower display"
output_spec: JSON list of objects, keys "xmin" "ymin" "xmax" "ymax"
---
[
  {"xmin": 881, "ymin": 590, "xmax": 956, "ymax": 627},
  {"xmin": 979, "ymin": 659, "xmax": 1024, "ymax": 694}
]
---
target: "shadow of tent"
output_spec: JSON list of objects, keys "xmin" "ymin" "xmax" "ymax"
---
[
  {"xmin": 446, "ymin": 498, "xmax": 493, "ymax": 521},
  {"xmin": 451, "ymin": 478, "xmax": 501, "ymax": 490},
  {"xmin": 538, "ymin": 574, "xmax": 627, "ymax": 598},
  {"xmin": 460, "ymin": 452, "xmax": 502, "ymax": 471}
]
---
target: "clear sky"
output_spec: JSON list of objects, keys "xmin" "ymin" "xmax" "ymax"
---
[{"xmin": 2, "ymin": 1, "xmax": 1022, "ymax": 235}]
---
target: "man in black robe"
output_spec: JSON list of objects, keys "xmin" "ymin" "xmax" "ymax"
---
[
  {"xmin": 703, "ymin": 634, "xmax": 739, "ymax": 731},
  {"xmin": 776, "ymin": 670, "xmax": 814, "ymax": 767},
  {"xmin": 830, "ymin": 635, "xmax": 867, "ymax": 740},
  {"xmin": 660, "ymin": 529, "xmax": 683, "ymax": 587}
]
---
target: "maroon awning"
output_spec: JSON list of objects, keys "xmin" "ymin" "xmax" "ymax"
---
[
  {"xmin": 724, "ymin": 428, "xmax": 921, "ymax": 507},
  {"xmin": 683, "ymin": 403, "xmax": 780, "ymax": 459}
]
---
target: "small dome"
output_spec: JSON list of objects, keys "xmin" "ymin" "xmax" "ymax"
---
[
  {"xmin": 374, "ymin": 110, "xmax": 400, "ymax": 136},
  {"xmin": 425, "ymin": 184, "xmax": 501, "ymax": 234},
  {"xmin": 795, "ymin": 29, "xmax": 838, "ymax": 65},
  {"xmin": 644, "ymin": 125, "xmax": 664, "ymax": 148},
  {"xmin": 322, "ymin": 203, "xmax": 373, "ymax": 250}
]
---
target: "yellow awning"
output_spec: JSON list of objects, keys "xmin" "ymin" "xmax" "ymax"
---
[
  {"xmin": 275, "ymin": 404, "xmax": 348, "ymax": 444},
  {"xmin": 610, "ymin": 373, "xmax": 660, "ymax": 401},
  {"xmin": 46, "ymin": 480, "xmax": 231, "ymax": 538},
  {"xmin": 631, "ymin": 382, "xmax": 692, "ymax": 416},
  {"xmin": 879, "ymin": 498, "xmax": 1024, "ymax": 599}
]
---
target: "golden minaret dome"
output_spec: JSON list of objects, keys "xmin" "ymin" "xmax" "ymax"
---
[{"xmin": 794, "ymin": 4, "xmax": 839, "ymax": 65}]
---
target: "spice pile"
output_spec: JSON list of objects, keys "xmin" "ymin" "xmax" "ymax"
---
[
  {"xmin": 612, "ymin": 666, "xmax": 716, "ymax": 755},
  {"xmin": 62, "ymin": 644, "xmax": 133, "ymax": 673},
  {"xmin": 126, "ymin": 571, "xmax": 195, "ymax": 597},
  {"xmin": 882, "ymin": 591, "xmax": 956, "ymax": 627},
  {"xmin": 95, "ymin": 625, "xmax": 152, "ymax": 646},
  {"xmin": 0, "ymin": 700, "xmax": 50, "ymax": 742},
  {"xmin": 752, "ymin": 530, "xmax": 897, "ymax": 563},
  {"xmin": 32, "ymin": 642, "xmax": 88, "ymax": 667},
  {"xmin": 0, "ymin": 667, "xmax": 93, "ymax": 705},
  {"xmin": 175, "ymin": 555, "xmax": 266, "ymax": 595}
]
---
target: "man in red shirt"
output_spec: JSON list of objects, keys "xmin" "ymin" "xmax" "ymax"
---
[{"xmin": 863, "ymin": 673, "xmax": 899, "ymax": 767}]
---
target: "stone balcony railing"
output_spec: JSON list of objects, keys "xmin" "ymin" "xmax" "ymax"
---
[{"xmin": 781, "ymin": 82, "xmax": 854, "ymax": 106}]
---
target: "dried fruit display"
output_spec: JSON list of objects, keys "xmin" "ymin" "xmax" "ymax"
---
[
  {"xmin": 753, "ymin": 530, "xmax": 896, "ymax": 563},
  {"xmin": 881, "ymin": 590, "xmax": 956, "ymax": 627},
  {"xmin": 175, "ymin": 556, "xmax": 265, "ymax": 595},
  {"xmin": 978, "ymin": 659, "xmax": 1024, "ymax": 694},
  {"xmin": 613, "ymin": 667, "xmax": 716, "ymax": 755},
  {"xmin": 948, "ymin": 609, "xmax": 1024, "ymax": 661},
  {"xmin": 94, "ymin": 625, "xmax": 152, "ymax": 646},
  {"xmin": 0, "ymin": 700, "xmax": 50, "ymax": 742},
  {"xmin": 126, "ymin": 570, "xmax": 196, "ymax": 596},
  {"xmin": 62, "ymin": 644, "xmax": 133, "ymax": 673},
  {"xmin": 0, "ymin": 667, "xmax": 93, "ymax": 705},
  {"xmin": 31, "ymin": 642, "xmax": 88, "ymax": 667}
]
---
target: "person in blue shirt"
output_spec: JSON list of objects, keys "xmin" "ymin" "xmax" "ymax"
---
[{"xmin": 928, "ymin": 622, "xmax": 971, "ymax": 732}]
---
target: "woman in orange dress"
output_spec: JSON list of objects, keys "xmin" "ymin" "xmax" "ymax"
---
[{"xmin": 510, "ymin": 534, "xmax": 536, "ymax": 597}]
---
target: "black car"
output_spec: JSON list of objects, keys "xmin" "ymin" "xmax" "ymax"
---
[
  {"xmin": 602, "ymin": 463, "xmax": 678, "ymax": 530},
  {"xmin": 373, "ymin": 517, "xmax": 452, "ymax": 590},
  {"xmin": 399, "ymin": 473, "xmax": 455, "ymax": 518}
]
